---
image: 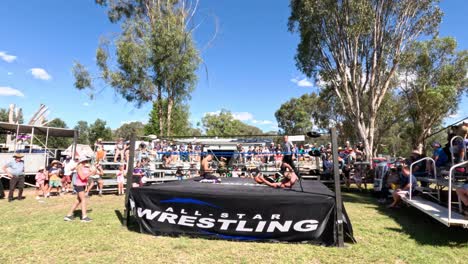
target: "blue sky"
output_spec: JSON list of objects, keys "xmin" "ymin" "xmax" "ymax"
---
[{"xmin": 1, "ymin": 0, "xmax": 467, "ymax": 132}]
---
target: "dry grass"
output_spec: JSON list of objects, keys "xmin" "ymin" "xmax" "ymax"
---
[{"xmin": 0, "ymin": 188, "xmax": 467, "ymax": 264}]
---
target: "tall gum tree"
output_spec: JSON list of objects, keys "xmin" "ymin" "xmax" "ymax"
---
[
  {"xmin": 399, "ymin": 37, "xmax": 468, "ymax": 152},
  {"xmin": 73, "ymin": 0, "xmax": 200, "ymax": 137},
  {"xmin": 288, "ymin": 0, "xmax": 442, "ymax": 159}
]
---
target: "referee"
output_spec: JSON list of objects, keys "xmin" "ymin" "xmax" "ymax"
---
[{"xmin": 281, "ymin": 135, "xmax": 297, "ymax": 174}]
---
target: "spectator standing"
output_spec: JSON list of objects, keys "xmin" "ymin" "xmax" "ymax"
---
[
  {"xmin": 35, "ymin": 167, "xmax": 47, "ymax": 199},
  {"xmin": 47, "ymin": 160, "xmax": 62, "ymax": 196},
  {"xmin": 116, "ymin": 164, "xmax": 125, "ymax": 195},
  {"xmin": 2, "ymin": 153, "xmax": 25, "ymax": 202},
  {"xmin": 62, "ymin": 156, "xmax": 76, "ymax": 193}
]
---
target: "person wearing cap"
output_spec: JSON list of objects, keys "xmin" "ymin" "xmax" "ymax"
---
[
  {"xmin": 428, "ymin": 142, "xmax": 448, "ymax": 174},
  {"xmin": 2, "ymin": 153, "xmax": 25, "ymax": 202},
  {"xmin": 64, "ymin": 156, "xmax": 98, "ymax": 222},
  {"xmin": 35, "ymin": 167, "xmax": 47, "ymax": 199}
]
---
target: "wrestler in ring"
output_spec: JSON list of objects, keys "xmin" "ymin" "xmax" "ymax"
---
[
  {"xmin": 254, "ymin": 161, "xmax": 298, "ymax": 188},
  {"xmin": 198, "ymin": 153, "xmax": 221, "ymax": 183}
]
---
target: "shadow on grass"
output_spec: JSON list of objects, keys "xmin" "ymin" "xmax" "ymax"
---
[
  {"xmin": 71, "ymin": 209, "xmax": 93, "ymax": 218},
  {"xmin": 342, "ymin": 190, "xmax": 468, "ymax": 247},
  {"xmin": 115, "ymin": 209, "xmax": 141, "ymax": 233}
]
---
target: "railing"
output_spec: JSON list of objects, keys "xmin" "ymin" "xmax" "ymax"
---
[
  {"xmin": 409, "ymin": 157, "xmax": 436, "ymax": 200},
  {"xmin": 448, "ymin": 160, "xmax": 468, "ymax": 222},
  {"xmin": 450, "ymin": 136, "xmax": 466, "ymax": 165}
]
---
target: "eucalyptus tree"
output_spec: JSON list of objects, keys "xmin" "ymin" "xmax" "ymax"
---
[
  {"xmin": 73, "ymin": 0, "xmax": 200, "ymax": 137},
  {"xmin": 399, "ymin": 37, "xmax": 468, "ymax": 151},
  {"xmin": 202, "ymin": 110, "xmax": 263, "ymax": 136},
  {"xmin": 288, "ymin": 0, "xmax": 442, "ymax": 159}
]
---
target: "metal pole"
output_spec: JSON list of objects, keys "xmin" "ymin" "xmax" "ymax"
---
[
  {"xmin": 14, "ymin": 124, "xmax": 19, "ymax": 152},
  {"xmin": 72, "ymin": 130, "xmax": 78, "ymax": 160},
  {"xmin": 123, "ymin": 133, "xmax": 136, "ymax": 227},
  {"xmin": 30, "ymin": 127, "xmax": 35, "ymax": 154},
  {"xmin": 331, "ymin": 127, "xmax": 344, "ymax": 247},
  {"xmin": 45, "ymin": 128, "xmax": 49, "ymax": 165}
]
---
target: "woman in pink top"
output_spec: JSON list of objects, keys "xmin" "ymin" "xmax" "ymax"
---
[{"xmin": 64, "ymin": 157, "xmax": 96, "ymax": 222}]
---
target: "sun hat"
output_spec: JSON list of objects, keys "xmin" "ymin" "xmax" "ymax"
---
[
  {"xmin": 50, "ymin": 160, "xmax": 61, "ymax": 166},
  {"xmin": 38, "ymin": 167, "xmax": 45, "ymax": 172},
  {"xmin": 78, "ymin": 156, "xmax": 92, "ymax": 163},
  {"xmin": 432, "ymin": 141, "xmax": 441, "ymax": 148},
  {"xmin": 13, "ymin": 153, "xmax": 24, "ymax": 158}
]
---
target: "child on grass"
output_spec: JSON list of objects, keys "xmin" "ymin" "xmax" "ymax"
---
[
  {"xmin": 35, "ymin": 167, "xmax": 47, "ymax": 199},
  {"xmin": 116, "ymin": 164, "xmax": 125, "ymax": 195}
]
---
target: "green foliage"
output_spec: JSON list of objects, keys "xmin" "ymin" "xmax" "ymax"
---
[
  {"xmin": 73, "ymin": 0, "xmax": 200, "ymax": 136},
  {"xmin": 202, "ymin": 110, "xmax": 263, "ymax": 136},
  {"xmin": 74, "ymin": 121, "xmax": 90, "ymax": 145},
  {"xmin": 115, "ymin": 121, "xmax": 145, "ymax": 139},
  {"xmin": 44, "ymin": 118, "xmax": 72, "ymax": 149},
  {"xmin": 0, "ymin": 108, "xmax": 8, "ymax": 122},
  {"xmin": 1, "ymin": 192, "xmax": 467, "ymax": 263},
  {"xmin": 72, "ymin": 62, "xmax": 92, "ymax": 90},
  {"xmin": 399, "ymin": 37, "xmax": 468, "ymax": 148},
  {"xmin": 144, "ymin": 100, "xmax": 195, "ymax": 136},
  {"xmin": 288, "ymin": 0, "xmax": 442, "ymax": 158},
  {"xmin": 88, "ymin": 118, "xmax": 113, "ymax": 143},
  {"xmin": 275, "ymin": 93, "xmax": 317, "ymax": 134}
]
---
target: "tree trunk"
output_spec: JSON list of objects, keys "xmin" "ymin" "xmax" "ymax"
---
[
  {"xmin": 167, "ymin": 97, "xmax": 174, "ymax": 137},
  {"xmin": 157, "ymin": 85, "xmax": 163, "ymax": 137}
]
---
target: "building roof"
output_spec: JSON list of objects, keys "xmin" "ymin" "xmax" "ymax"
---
[{"xmin": 0, "ymin": 122, "xmax": 77, "ymax": 138}]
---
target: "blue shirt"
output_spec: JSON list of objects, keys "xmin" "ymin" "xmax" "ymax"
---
[
  {"xmin": 433, "ymin": 147, "xmax": 448, "ymax": 167},
  {"xmin": 399, "ymin": 174, "xmax": 418, "ymax": 189},
  {"xmin": 5, "ymin": 159, "xmax": 24, "ymax": 176}
]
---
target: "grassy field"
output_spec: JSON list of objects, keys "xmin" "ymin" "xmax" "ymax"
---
[{"xmin": 0, "ymin": 188, "xmax": 467, "ymax": 264}]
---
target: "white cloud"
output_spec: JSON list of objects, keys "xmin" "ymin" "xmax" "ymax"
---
[
  {"xmin": 7, "ymin": 72, "xmax": 13, "ymax": 76},
  {"xmin": 0, "ymin": 86, "xmax": 24, "ymax": 97},
  {"xmin": 232, "ymin": 112, "xmax": 254, "ymax": 121},
  {"xmin": 83, "ymin": 102, "xmax": 89, "ymax": 107},
  {"xmin": 204, "ymin": 110, "xmax": 273, "ymax": 126},
  {"xmin": 0, "ymin": 51, "xmax": 17, "ymax": 63},
  {"xmin": 291, "ymin": 77, "xmax": 313, "ymax": 87},
  {"xmin": 204, "ymin": 110, "xmax": 221, "ymax": 116},
  {"xmin": 251, "ymin": 119, "xmax": 273, "ymax": 125},
  {"xmin": 29, "ymin": 68, "xmax": 52, "ymax": 80}
]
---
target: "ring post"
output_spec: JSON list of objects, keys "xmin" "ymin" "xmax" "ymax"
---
[
  {"xmin": 123, "ymin": 133, "xmax": 136, "ymax": 227},
  {"xmin": 331, "ymin": 127, "xmax": 345, "ymax": 247}
]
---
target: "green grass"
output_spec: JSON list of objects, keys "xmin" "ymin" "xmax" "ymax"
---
[{"xmin": 0, "ymin": 188, "xmax": 467, "ymax": 264}]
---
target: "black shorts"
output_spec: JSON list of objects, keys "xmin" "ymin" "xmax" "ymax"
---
[{"xmin": 74, "ymin": 185, "xmax": 86, "ymax": 193}]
